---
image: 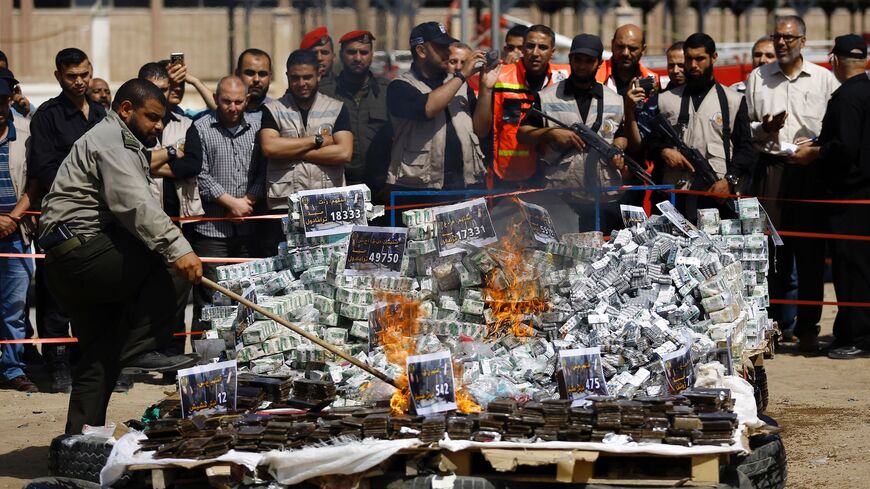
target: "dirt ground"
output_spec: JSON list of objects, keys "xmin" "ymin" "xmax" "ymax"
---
[{"xmin": 0, "ymin": 284, "xmax": 868, "ymax": 488}]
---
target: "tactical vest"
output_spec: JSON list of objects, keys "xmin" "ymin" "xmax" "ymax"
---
[
  {"xmin": 538, "ymin": 81, "xmax": 625, "ymax": 202},
  {"xmin": 263, "ymin": 92, "xmax": 346, "ymax": 209},
  {"xmin": 147, "ymin": 113, "xmax": 204, "ymax": 219},
  {"xmin": 387, "ymin": 70, "xmax": 486, "ymax": 189},
  {"xmin": 658, "ymin": 84, "xmax": 743, "ymax": 189},
  {"xmin": 493, "ymin": 61, "xmax": 570, "ymax": 182}
]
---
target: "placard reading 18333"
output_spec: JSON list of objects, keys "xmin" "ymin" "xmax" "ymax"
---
[
  {"xmin": 433, "ymin": 198, "xmax": 497, "ymax": 256},
  {"xmin": 344, "ymin": 226, "xmax": 407, "ymax": 276},
  {"xmin": 298, "ymin": 184, "xmax": 368, "ymax": 237}
]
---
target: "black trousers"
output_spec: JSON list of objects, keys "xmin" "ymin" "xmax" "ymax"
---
[
  {"xmin": 35, "ymin": 252, "xmax": 74, "ymax": 365},
  {"xmin": 190, "ymin": 231, "xmax": 253, "ymax": 332},
  {"xmin": 767, "ymin": 236, "xmax": 826, "ymax": 337},
  {"xmin": 830, "ymin": 201, "xmax": 870, "ymax": 346},
  {"xmin": 573, "ymin": 200, "xmax": 623, "ymax": 236},
  {"xmin": 44, "ymin": 229, "xmax": 189, "ymax": 434}
]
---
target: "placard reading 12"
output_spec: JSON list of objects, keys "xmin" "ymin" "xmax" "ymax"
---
[
  {"xmin": 345, "ymin": 226, "xmax": 407, "ymax": 276},
  {"xmin": 406, "ymin": 350, "xmax": 457, "ymax": 415},
  {"xmin": 559, "ymin": 346, "xmax": 608, "ymax": 405},
  {"xmin": 298, "ymin": 184, "xmax": 368, "ymax": 237},
  {"xmin": 434, "ymin": 198, "xmax": 497, "ymax": 256},
  {"xmin": 178, "ymin": 360, "xmax": 238, "ymax": 419}
]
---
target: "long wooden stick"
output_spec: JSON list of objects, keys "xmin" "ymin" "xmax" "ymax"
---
[{"xmin": 201, "ymin": 277, "xmax": 399, "ymax": 388}]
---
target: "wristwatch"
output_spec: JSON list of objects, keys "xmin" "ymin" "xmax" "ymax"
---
[
  {"xmin": 453, "ymin": 71, "xmax": 467, "ymax": 84},
  {"xmin": 166, "ymin": 145, "xmax": 178, "ymax": 161},
  {"xmin": 724, "ymin": 173, "xmax": 740, "ymax": 189},
  {"xmin": 314, "ymin": 134, "xmax": 324, "ymax": 149}
]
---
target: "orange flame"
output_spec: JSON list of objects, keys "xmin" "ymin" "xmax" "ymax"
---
[
  {"xmin": 374, "ymin": 293, "xmax": 421, "ymax": 415},
  {"xmin": 484, "ymin": 210, "xmax": 548, "ymax": 339}
]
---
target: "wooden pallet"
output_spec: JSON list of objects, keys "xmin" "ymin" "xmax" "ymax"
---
[
  {"xmin": 437, "ymin": 447, "xmax": 724, "ymax": 486},
  {"xmin": 126, "ymin": 462, "xmax": 244, "ymax": 489}
]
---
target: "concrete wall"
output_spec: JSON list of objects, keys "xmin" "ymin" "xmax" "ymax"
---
[{"xmin": 2, "ymin": 5, "xmax": 867, "ymax": 84}]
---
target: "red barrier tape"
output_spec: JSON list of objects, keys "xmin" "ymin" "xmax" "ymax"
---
[
  {"xmin": 0, "ymin": 337, "xmax": 78, "ymax": 345},
  {"xmin": 0, "ymin": 252, "xmax": 256, "ymax": 263},
  {"xmin": 770, "ymin": 299, "xmax": 870, "ymax": 308}
]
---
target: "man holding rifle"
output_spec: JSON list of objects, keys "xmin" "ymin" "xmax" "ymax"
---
[
  {"xmin": 649, "ymin": 33, "xmax": 756, "ymax": 219},
  {"xmin": 518, "ymin": 34, "xmax": 644, "ymax": 234}
]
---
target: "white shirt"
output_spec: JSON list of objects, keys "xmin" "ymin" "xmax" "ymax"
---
[{"xmin": 744, "ymin": 58, "xmax": 839, "ymax": 155}]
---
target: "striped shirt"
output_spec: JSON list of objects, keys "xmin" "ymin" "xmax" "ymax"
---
[
  {"xmin": 0, "ymin": 120, "xmax": 18, "ymax": 213},
  {"xmin": 190, "ymin": 111, "xmax": 266, "ymax": 239}
]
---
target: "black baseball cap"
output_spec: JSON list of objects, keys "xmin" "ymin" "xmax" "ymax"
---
[
  {"xmin": 831, "ymin": 34, "xmax": 867, "ymax": 59},
  {"xmin": 570, "ymin": 34, "xmax": 604, "ymax": 58},
  {"xmin": 0, "ymin": 68, "xmax": 16, "ymax": 97},
  {"xmin": 409, "ymin": 22, "xmax": 459, "ymax": 48}
]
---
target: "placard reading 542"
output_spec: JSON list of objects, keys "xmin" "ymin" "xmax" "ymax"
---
[{"xmin": 434, "ymin": 198, "xmax": 498, "ymax": 256}]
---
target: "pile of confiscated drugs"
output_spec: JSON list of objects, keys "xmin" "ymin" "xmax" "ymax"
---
[
  {"xmin": 197, "ymin": 185, "xmax": 773, "ymax": 416},
  {"xmin": 139, "ymin": 388, "xmax": 737, "ymax": 458}
]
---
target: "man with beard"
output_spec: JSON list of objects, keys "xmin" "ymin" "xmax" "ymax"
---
[
  {"xmin": 37, "ymin": 78, "xmax": 201, "ymax": 433},
  {"xmin": 651, "ymin": 33, "xmax": 755, "ymax": 219},
  {"xmin": 187, "ymin": 76, "xmax": 266, "ymax": 333},
  {"xmin": 744, "ymin": 15, "xmax": 839, "ymax": 352},
  {"xmin": 519, "ymin": 34, "xmax": 642, "ymax": 235},
  {"xmin": 492, "ymin": 24, "xmax": 569, "ymax": 187},
  {"xmin": 259, "ymin": 49, "xmax": 353, "ymax": 253},
  {"xmin": 596, "ymin": 24, "xmax": 660, "ymax": 96},
  {"xmin": 88, "ymin": 78, "xmax": 112, "ymax": 110},
  {"xmin": 321, "ymin": 30, "xmax": 391, "ymax": 189},
  {"xmin": 386, "ymin": 22, "xmax": 498, "ymax": 193},
  {"xmin": 300, "ymin": 27, "xmax": 339, "ymax": 94},
  {"xmin": 29, "ymin": 48, "xmax": 107, "ymax": 393},
  {"xmin": 235, "ymin": 48, "xmax": 273, "ymax": 118}
]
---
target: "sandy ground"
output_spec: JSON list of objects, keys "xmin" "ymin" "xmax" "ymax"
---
[{"xmin": 0, "ymin": 285, "xmax": 868, "ymax": 488}]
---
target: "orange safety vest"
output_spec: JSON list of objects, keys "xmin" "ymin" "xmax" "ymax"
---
[
  {"xmin": 595, "ymin": 59, "xmax": 660, "ymax": 93},
  {"xmin": 492, "ymin": 61, "xmax": 570, "ymax": 183}
]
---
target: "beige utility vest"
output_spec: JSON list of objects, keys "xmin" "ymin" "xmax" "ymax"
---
[
  {"xmin": 658, "ymin": 84, "xmax": 743, "ymax": 189},
  {"xmin": 263, "ymin": 93, "xmax": 346, "ymax": 209},
  {"xmin": 147, "ymin": 113, "xmax": 204, "ymax": 220},
  {"xmin": 538, "ymin": 81, "xmax": 625, "ymax": 202},
  {"xmin": 387, "ymin": 70, "xmax": 486, "ymax": 189}
]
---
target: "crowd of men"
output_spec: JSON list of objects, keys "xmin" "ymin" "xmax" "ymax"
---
[{"xmin": 0, "ymin": 16, "xmax": 868, "ymax": 434}]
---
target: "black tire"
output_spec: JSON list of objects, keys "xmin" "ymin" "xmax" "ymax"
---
[
  {"xmin": 47, "ymin": 434, "xmax": 114, "ymax": 484},
  {"xmin": 734, "ymin": 419, "xmax": 787, "ymax": 489},
  {"xmin": 23, "ymin": 476, "xmax": 102, "ymax": 489}
]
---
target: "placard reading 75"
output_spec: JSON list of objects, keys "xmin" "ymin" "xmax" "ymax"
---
[
  {"xmin": 434, "ymin": 198, "xmax": 498, "ymax": 256},
  {"xmin": 297, "ymin": 184, "xmax": 368, "ymax": 237},
  {"xmin": 559, "ymin": 346, "xmax": 608, "ymax": 405},
  {"xmin": 344, "ymin": 226, "xmax": 407, "ymax": 276}
]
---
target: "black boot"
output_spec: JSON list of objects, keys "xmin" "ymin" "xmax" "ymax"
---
[{"xmin": 45, "ymin": 344, "xmax": 72, "ymax": 393}]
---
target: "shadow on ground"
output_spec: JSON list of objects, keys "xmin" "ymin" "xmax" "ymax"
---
[{"xmin": 0, "ymin": 445, "xmax": 50, "ymax": 479}]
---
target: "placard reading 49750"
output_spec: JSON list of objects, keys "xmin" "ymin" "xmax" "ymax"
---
[
  {"xmin": 344, "ymin": 226, "xmax": 407, "ymax": 276},
  {"xmin": 433, "ymin": 198, "xmax": 497, "ymax": 256},
  {"xmin": 297, "ymin": 184, "xmax": 368, "ymax": 237}
]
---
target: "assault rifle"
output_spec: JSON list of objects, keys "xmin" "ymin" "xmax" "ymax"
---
[
  {"xmin": 526, "ymin": 107, "xmax": 656, "ymax": 186},
  {"xmin": 649, "ymin": 113, "xmax": 737, "ymax": 214}
]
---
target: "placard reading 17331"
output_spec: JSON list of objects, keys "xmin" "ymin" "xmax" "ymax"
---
[
  {"xmin": 433, "ymin": 198, "xmax": 498, "ymax": 256},
  {"xmin": 344, "ymin": 226, "xmax": 407, "ymax": 276},
  {"xmin": 298, "ymin": 184, "xmax": 368, "ymax": 237}
]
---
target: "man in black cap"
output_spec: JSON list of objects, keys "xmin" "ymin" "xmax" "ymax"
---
[
  {"xmin": 519, "ymin": 34, "xmax": 642, "ymax": 235},
  {"xmin": 790, "ymin": 34, "xmax": 870, "ymax": 359},
  {"xmin": 385, "ymin": 22, "xmax": 499, "ymax": 193}
]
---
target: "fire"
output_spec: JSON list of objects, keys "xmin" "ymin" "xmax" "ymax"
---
[
  {"xmin": 484, "ymin": 209, "xmax": 548, "ymax": 339},
  {"xmin": 375, "ymin": 293, "xmax": 421, "ymax": 415}
]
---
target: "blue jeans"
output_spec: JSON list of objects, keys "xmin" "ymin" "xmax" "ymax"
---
[{"xmin": 0, "ymin": 235, "xmax": 34, "ymax": 381}]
